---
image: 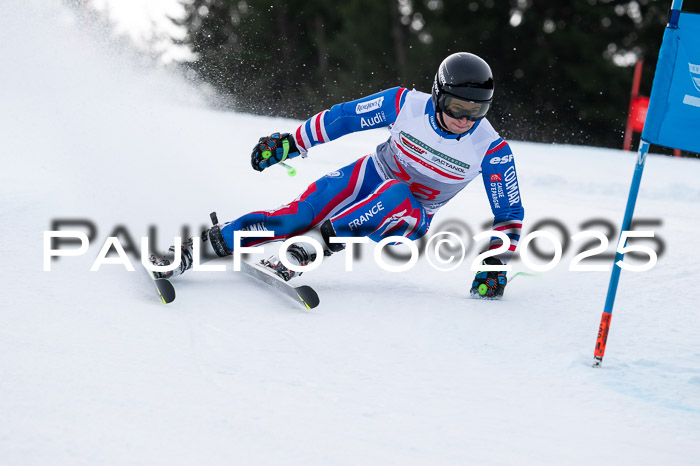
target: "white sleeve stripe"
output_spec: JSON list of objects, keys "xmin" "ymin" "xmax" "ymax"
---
[
  {"xmin": 319, "ymin": 110, "xmax": 329, "ymax": 142},
  {"xmin": 298, "ymin": 111, "xmax": 329, "ymax": 149},
  {"xmin": 300, "ymin": 121, "xmax": 313, "ymax": 148},
  {"xmin": 310, "ymin": 114, "xmax": 319, "ymax": 143},
  {"xmin": 490, "ymin": 237, "xmax": 520, "ymax": 244},
  {"xmin": 493, "ymin": 220, "xmax": 522, "ymax": 230},
  {"xmin": 498, "ymin": 228, "xmax": 521, "ymax": 234},
  {"xmin": 311, "ymin": 112, "xmax": 327, "ymax": 143}
]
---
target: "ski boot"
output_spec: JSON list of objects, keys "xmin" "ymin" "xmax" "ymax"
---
[
  {"xmin": 149, "ymin": 237, "xmax": 195, "ymax": 279},
  {"xmin": 260, "ymin": 220, "xmax": 345, "ymax": 281},
  {"xmin": 149, "ymin": 221, "xmax": 232, "ymax": 279},
  {"xmin": 260, "ymin": 243, "xmax": 319, "ymax": 282}
]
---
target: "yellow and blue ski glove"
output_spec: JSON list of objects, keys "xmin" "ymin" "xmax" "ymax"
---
[{"xmin": 251, "ymin": 132, "xmax": 302, "ymax": 172}]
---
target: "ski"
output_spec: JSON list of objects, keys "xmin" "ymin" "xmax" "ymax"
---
[
  {"xmin": 146, "ymin": 212, "xmax": 318, "ymax": 308},
  {"xmin": 239, "ymin": 260, "xmax": 320, "ymax": 310},
  {"xmin": 145, "ymin": 261, "xmax": 318, "ymax": 309}
]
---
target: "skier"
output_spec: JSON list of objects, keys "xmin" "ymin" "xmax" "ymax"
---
[{"xmin": 152, "ymin": 52, "xmax": 524, "ymax": 299}]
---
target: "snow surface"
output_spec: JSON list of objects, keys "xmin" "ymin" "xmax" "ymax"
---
[{"xmin": 2, "ymin": 2, "xmax": 699, "ymax": 465}]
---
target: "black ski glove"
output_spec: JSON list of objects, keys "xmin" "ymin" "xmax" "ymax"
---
[
  {"xmin": 251, "ymin": 132, "xmax": 302, "ymax": 172},
  {"xmin": 470, "ymin": 256, "xmax": 508, "ymax": 299}
]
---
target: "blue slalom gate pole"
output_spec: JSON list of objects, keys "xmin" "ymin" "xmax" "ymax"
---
[
  {"xmin": 592, "ymin": 140, "xmax": 650, "ymax": 367},
  {"xmin": 592, "ymin": 0, "xmax": 693, "ymax": 368}
]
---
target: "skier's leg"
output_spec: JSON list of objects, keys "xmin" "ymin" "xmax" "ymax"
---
[
  {"xmin": 214, "ymin": 155, "xmax": 386, "ymax": 281},
  {"xmin": 219, "ymin": 154, "xmax": 383, "ymax": 250},
  {"xmin": 259, "ymin": 179, "xmax": 431, "ymax": 281},
  {"xmin": 324, "ymin": 179, "xmax": 431, "ymax": 242},
  {"xmin": 153, "ymin": 155, "xmax": 384, "ymax": 280}
]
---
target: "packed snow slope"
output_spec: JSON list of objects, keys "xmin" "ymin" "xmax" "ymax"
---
[{"xmin": 2, "ymin": 2, "xmax": 699, "ymax": 465}]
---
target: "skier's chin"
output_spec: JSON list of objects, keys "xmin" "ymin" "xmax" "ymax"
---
[
  {"xmin": 450, "ymin": 122, "xmax": 473, "ymax": 133},
  {"xmin": 442, "ymin": 113, "xmax": 475, "ymax": 134}
]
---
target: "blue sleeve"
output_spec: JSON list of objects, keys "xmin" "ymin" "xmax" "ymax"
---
[
  {"xmin": 292, "ymin": 87, "xmax": 409, "ymax": 151},
  {"xmin": 480, "ymin": 139, "xmax": 524, "ymax": 264}
]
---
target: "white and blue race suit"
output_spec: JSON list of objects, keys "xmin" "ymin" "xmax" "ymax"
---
[{"xmin": 221, "ymin": 87, "xmax": 524, "ymax": 263}]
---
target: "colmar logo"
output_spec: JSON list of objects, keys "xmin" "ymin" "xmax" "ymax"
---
[
  {"xmin": 504, "ymin": 166, "xmax": 520, "ymax": 206},
  {"xmin": 356, "ymin": 97, "xmax": 385, "ymax": 114},
  {"xmin": 490, "ymin": 174, "xmax": 502, "ymax": 182}
]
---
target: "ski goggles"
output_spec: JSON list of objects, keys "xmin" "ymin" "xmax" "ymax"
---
[{"xmin": 438, "ymin": 93, "xmax": 490, "ymax": 121}]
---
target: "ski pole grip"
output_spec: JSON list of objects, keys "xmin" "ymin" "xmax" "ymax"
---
[{"xmin": 210, "ymin": 212, "xmax": 219, "ymax": 225}]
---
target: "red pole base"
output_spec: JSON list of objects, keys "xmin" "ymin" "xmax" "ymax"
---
[{"xmin": 593, "ymin": 313, "xmax": 612, "ymax": 368}]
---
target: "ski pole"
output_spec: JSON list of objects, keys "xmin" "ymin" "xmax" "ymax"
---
[
  {"xmin": 277, "ymin": 161, "xmax": 297, "ymax": 176},
  {"xmin": 507, "ymin": 271, "xmax": 540, "ymax": 284}
]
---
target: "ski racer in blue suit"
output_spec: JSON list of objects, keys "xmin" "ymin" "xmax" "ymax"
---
[{"xmin": 154, "ymin": 52, "xmax": 524, "ymax": 299}]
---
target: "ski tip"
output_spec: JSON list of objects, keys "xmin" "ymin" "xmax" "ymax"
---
[
  {"xmin": 154, "ymin": 278, "xmax": 176, "ymax": 304},
  {"xmin": 295, "ymin": 285, "xmax": 320, "ymax": 309}
]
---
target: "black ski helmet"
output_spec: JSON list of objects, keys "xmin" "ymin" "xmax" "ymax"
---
[{"xmin": 432, "ymin": 52, "xmax": 494, "ymax": 121}]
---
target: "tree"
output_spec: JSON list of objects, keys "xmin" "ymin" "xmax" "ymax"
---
[
  {"xmin": 175, "ymin": 0, "xmax": 426, "ymax": 117},
  {"xmin": 173, "ymin": 0, "xmax": 695, "ymax": 151}
]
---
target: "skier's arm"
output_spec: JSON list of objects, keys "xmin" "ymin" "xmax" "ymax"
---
[
  {"xmin": 251, "ymin": 87, "xmax": 409, "ymax": 172},
  {"xmin": 470, "ymin": 139, "xmax": 524, "ymax": 299},
  {"xmin": 479, "ymin": 139, "xmax": 524, "ymax": 265},
  {"xmin": 292, "ymin": 87, "xmax": 409, "ymax": 152}
]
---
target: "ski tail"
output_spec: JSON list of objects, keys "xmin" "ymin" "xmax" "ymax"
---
[{"xmin": 241, "ymin": 260, "xmax": 320, "ymax": 310}]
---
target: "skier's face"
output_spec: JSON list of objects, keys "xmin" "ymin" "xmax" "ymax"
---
[{"xmin": 441, "ymin": 111, "xmax": 476, "ymax": 134}]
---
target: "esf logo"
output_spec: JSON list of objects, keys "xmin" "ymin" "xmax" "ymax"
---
[
  {"xmin": 356, "ymin": 97, "xmax": 384, "ymax": 114},
  {"xmin": 490, "ymin": 154, "xmax": 514, "ymax": 165},
  {"xmin": 360, "ymin": 112, "xmax": 387, "ymax": 128}
]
